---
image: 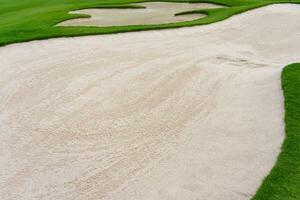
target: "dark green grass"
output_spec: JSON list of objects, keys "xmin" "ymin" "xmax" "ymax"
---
[
  {"xmin": 252, "ymin": 64, "xmax": 300, "ymax": 200},
  {"xmin": 1, "ymin": 0, "xmax": 300, "ymax": 199},
  {"xmin": 0, "ymin": 0, "xmax": 299, "ymax": 47}
]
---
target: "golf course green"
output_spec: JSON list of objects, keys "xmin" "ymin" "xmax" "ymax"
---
[
  {"xmin": 0, "ymin": 0, "xmax": 300, "ymax": 46},
  {"xmin": 1, "ymin": 1, "xmax": 300, "ymax": 200}
]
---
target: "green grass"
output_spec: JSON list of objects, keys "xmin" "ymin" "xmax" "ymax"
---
[
  {"xmin": 1, "ymin": 0, "xmax": 300, "ymax": 199},
  {"xmin": 252, "ymin": 64, "xmax": 300, "ymax": 200},
  {"xmin": 0, "ymin": 0, "xmax": 299, "ymax": 47}
]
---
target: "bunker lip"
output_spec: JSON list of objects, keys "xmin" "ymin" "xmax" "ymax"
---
[
  {"xmin": 58, "ymin": 2, "xmax": 223, "ymax": 27},
  {"xmin": 1, "ymin": 4, "xmax": 300, "ymax": 200}
]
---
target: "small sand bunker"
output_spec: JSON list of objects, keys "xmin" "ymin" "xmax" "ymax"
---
[{"xmin": 58, "ymin": 2, "xmax": 223, "ymax": 27}]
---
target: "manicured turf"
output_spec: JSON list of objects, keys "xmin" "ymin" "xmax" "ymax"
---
[
  {"xmin": 0, "ymin": 0, "xmax": 299, "ymax": 47},
  {"xmin": 252, "ymin": 63, "xmax": 300, "ymax": 200},
  {"xmin": 1, "ymin": 0, "xmax": 300, "ymax": 199}
]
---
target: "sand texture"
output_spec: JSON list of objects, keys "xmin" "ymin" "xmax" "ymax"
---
[
  {"xmin": 1, "ymin": 4, "xmax": 300, "ymax": 200},
  {"xmin": 59, "ymin": 2, "xmax": 222, "ymax": 27}
]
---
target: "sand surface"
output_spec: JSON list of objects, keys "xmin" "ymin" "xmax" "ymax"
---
[
  {"xmin": 59, "ymin": 2, "xmax": 222, "ymax": 27},
  {"xmin": 1, "ymin": 4, "xmax": 300, "ymax": 200}
]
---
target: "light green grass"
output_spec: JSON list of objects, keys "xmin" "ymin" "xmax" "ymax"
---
[{"xmin": 1, "ymin": 0, "xmax": 300, "ymax": 199}]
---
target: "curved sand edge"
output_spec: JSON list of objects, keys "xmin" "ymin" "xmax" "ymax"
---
[
  {"xmin": 1, "ymin": 4, "xmax": 300, "ymax": 200},
  {"xmin": 58, "ymin": 2, "xmax": 222, "ymax": 27}
]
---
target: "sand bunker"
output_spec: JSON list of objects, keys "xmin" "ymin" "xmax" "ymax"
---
[
  {"xmin": 1, "ymin": 4, "xmax": 300, "ymax": 200},
  {"xmin": 58, "ymin": 2, "xmax": 223, "ymax": 27}
]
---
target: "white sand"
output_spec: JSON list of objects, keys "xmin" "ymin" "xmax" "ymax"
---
[
  {"xmin": 59, "ymin": 2, "xmax": 222, "ymax": 27},
  {"xmin": 1, "ymin": 4, "xmax": 300, "ymax": 200}
]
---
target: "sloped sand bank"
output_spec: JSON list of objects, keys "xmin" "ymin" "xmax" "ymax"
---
[{"xmin": 1, "ymin": 4, "xmax": 300, "ymax": 200}]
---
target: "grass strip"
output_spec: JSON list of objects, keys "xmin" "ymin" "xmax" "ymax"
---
[{"xmin": 252, "ymin": 63, "xmax": 300, "ymax": 200}]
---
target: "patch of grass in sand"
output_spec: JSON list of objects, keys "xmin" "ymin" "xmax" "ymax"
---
[
  {"xmin": 252, "ymin": 63, "xmax": 300, "ymax": 200},
  {"xmin": 1, "ymin": 0, "xmax": 300, "ymax": 46}
]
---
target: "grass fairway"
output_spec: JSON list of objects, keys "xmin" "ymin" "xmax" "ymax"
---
[
  {"xmin": 0, "ymin": 0, "xmax": 300, "ymax": 47},
  {"xmin": 252, "ymin": 64, "xmax": 300, "ymax": 200},
  {"xmin": 1, "ymin": 1, "xmax": 300, "ymax": 199}
]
